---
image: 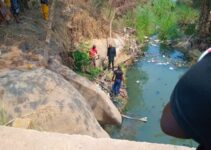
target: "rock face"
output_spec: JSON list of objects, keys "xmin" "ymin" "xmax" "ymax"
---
[
  {"xmin": 48, "ymin": 59, "xmax": 122, "ymax": 125},
  {"xmin": 0, "ymin": 68, "xmax": 108, "ymax": 138},
  {"xmin": 0, "ymin": 126, "xmax": 195, "ymax": 150}
]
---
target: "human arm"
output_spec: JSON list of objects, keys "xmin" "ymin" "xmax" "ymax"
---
[
  {"xmin": 114, "ymin": 47, "xmax": 116, "ymax": 57},
  {"xmin": 107, "ymin": 48, "xmax": 109, "ymax": 57},
  {"xmin": 112, "ymin": 71, "xmax": 115, "ymax": 81}
]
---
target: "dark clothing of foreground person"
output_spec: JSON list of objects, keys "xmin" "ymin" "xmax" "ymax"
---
[
  {"xmin": 112, "ymin": 66, "xmax": 123, "ymax": 96},
  {"xmin": 107, "ymin": 44, "xmax": 116, "ymax": 70},
  {"xmin": 11, "ymin": 0, "xmax": 20, "ymax": 23},
  {"xmin": 161, "ymin": 48, "xmax": 211, "ymax": 150}
]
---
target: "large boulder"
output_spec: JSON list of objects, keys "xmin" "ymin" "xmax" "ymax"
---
[
  {"xmin": 48, "ymin": 59, "xmax": 122, "ymax": 125},
  {"xmin": 0, "ymin": 126, "xmax": 195, "ymax": 150},
  {"xmin": 0, "ymin": 68, "xmax": 108, "ymax": 138}
]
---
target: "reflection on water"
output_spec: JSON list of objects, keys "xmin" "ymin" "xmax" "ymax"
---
[{"xmin": 109, "ymin": 39, "xmax": 198, "ymax": 147}]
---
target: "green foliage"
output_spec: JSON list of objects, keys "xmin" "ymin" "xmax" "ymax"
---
[
  {"xmin": 135, "ymin": 4, "xmax": 156, "ymax": 41},
  {"xmin": 73, "ymin": 42, "xmax": 91, "ymax": 71},
  {"xmin": 88, "ymin": 67, "xmax": 102, "ymax": 80},
  {"xmin": 152, "ymin": 0, "xmax": 180, "ymax": 40},
  {"xmin": 176, "ymin": 3, "xmax": 199, "ymax": 35},
  {"xmin": 152, "ymin": 0, "xmax": 176, "ymax": 18},
  {"xmin": 0, "ymin": 105, "xmax": 8, "ymax": 125},
  {"xmin": 176, "ymin": 4, "xmax": 199, "ymax": 25},
  {"xmin": 122, "ymin": 0, "xmax": 199, "ymax": 41},
  {"xmin": 72, "ymin": 50, "xmax": 90, "ymax": 71},
  {"xmin": 158, "ymin": 12, "xmax": 179, "ymax": 40},
  {"xmin": 71, "ymin": 42, "xmax": 102, "ymax": 80}
]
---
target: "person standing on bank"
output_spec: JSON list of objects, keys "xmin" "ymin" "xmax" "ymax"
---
[
  {"xmin": 11, "ymin": 0, "xmax": 20, "ymax": 23},
  {"xmin": 112, "ymin": 65, "xmax": 124, "ymax": 96},
  {"xmin": 40, "ymin": 0, "xmax": 49, "ymax": 20},
  {"xmin": 107, "ymin": 44, "xmax": 116, "ymax": 70},
  {"xmin": 89, "ymin": 45, "xmax": 98, "ymax": 67}
]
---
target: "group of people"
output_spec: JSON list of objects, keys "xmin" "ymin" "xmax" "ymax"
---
[
  {"xmin": 89, "ymin": 44, "xmax": 124, "ymax": 96},
  {"xmin": 89, "ymin": 44, "xmax": 116, "ymax": 70},
  {"xmin": 0, "ymin": 0, "xmax": 49, "ymax": 24}
]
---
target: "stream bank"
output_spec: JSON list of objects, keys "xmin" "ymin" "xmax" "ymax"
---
[{"xmin": 106, "ymin": 36, "xmax": 198, "ymax": 148}]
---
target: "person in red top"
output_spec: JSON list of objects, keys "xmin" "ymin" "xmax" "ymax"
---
[{"xmin": 89, "ymin": 45, "xmax": 98, "ymax": 67}]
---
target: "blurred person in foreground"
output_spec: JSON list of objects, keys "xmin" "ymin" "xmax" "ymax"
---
[{"xmin": 161, "ymin": 48, "xmax": 211, "ymax": 150}]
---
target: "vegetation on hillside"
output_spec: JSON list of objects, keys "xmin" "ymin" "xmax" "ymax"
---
[
  {"xmin": 120, "ymin": 0, "xmax": 199, "ymax": 41},
  {"xmin": 69, "ymin": 0, "xmax": 210, "ymax": 49},
  {"xmin": 70, "ymin": 42, "xmax": 102, "ymax": 80},
  {"xmin": 0, "ymin": 105, "xmax": 8, "ymax": 125}
]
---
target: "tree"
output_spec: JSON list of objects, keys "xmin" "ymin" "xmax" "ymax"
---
[{"xmin": 197, "ymin": 0, "xmax": 211, "ymax": 37}]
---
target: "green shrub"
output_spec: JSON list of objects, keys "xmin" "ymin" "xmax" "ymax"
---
[
  {"xmin": 176, "ymin": 4, "xmax": 199, "ymax": 25},
  {"xmin": 88, "ymin": 67, "xmax": 102, "ymax": 80},
  {"xmin": 0, "ymin": 105, "xmax": 8, "ymax": 125},
  {"xmin": 184, "ymin": 24, "xmax": 197, "ymax": 35},
  {"xmin": 71, "ymin": 42, "xmax": 102, "ymax": 80},
  {"xmin": 72, "ymin": 50, "xmax": 90, "ymax": 71},
  {"xmin": 158, "ymin": 12, "xmax": 180, "ymax": 40},
  {"xmin": 176, "ymin": 4, "xmax": 199, "ymax": 35},
  {"xmin": 72, "ymin": 42, "xmax": 91, "ymax": 71},
  {"xmin": 135, "ymin": 4, "xmax": 156, "ymax": 41},
  {"xmin": 122, "ymin": 0, "xmax": 199, "ymax": 41}
]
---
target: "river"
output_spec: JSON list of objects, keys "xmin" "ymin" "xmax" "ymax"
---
[{"xmin": 109, "ymin": 37, "xmax": 198, "ymax": 148}]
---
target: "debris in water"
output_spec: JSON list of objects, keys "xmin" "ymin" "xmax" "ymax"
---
[
  {"xmin": 157, "ymin": 62, "xmax": 162, "ymax": 65},
  {"xmin": 157, "ymin": 62, "xmax": 169, "ymax": 65},
  {"xmin": 169, "ymin": 67, "xmax": 174, "ymax": 70},
  {"xmin": 151, "ymin": 43, "xmax": 157, "ymax": 47},
  {"xmin": 162, "ymin": 55, "xmax": 165, "ymax": 58},
  {"xmin": 156, "ymin": 91, "xmax": 160, "ymax": 95},
  {"xmin": 122, "ymin": 114, "xmax": 148, "ymax": 122},
  {"xmin": 154, "ymin": 39, "xmax": 160, "ymax": 43}
]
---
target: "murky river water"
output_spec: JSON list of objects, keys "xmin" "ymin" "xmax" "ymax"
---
[{"xmin": 109, "ymin": 38, "xmax": 198, "ymax": 148}]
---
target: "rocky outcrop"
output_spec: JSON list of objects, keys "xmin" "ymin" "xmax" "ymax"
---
[
  {"xmin": 0, "ymin": 126, "xmax": 195, "ymax": 150},
  {"xmin": 48, "ymin": 59, "xmax": 122, "ymax": 125},
  {"xmin": 0, "ymin": 68, "xmax": 108, "ymax": 137}
]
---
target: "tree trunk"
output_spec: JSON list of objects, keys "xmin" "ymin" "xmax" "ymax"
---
[{"xmin": 198, "ymin": 0, "xmax": 211, "ymax": 37}]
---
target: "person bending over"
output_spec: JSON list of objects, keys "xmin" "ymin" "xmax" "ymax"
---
[{"xmin": 112, "ymin": 65, "xmax": 124, "ymax": 96}]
